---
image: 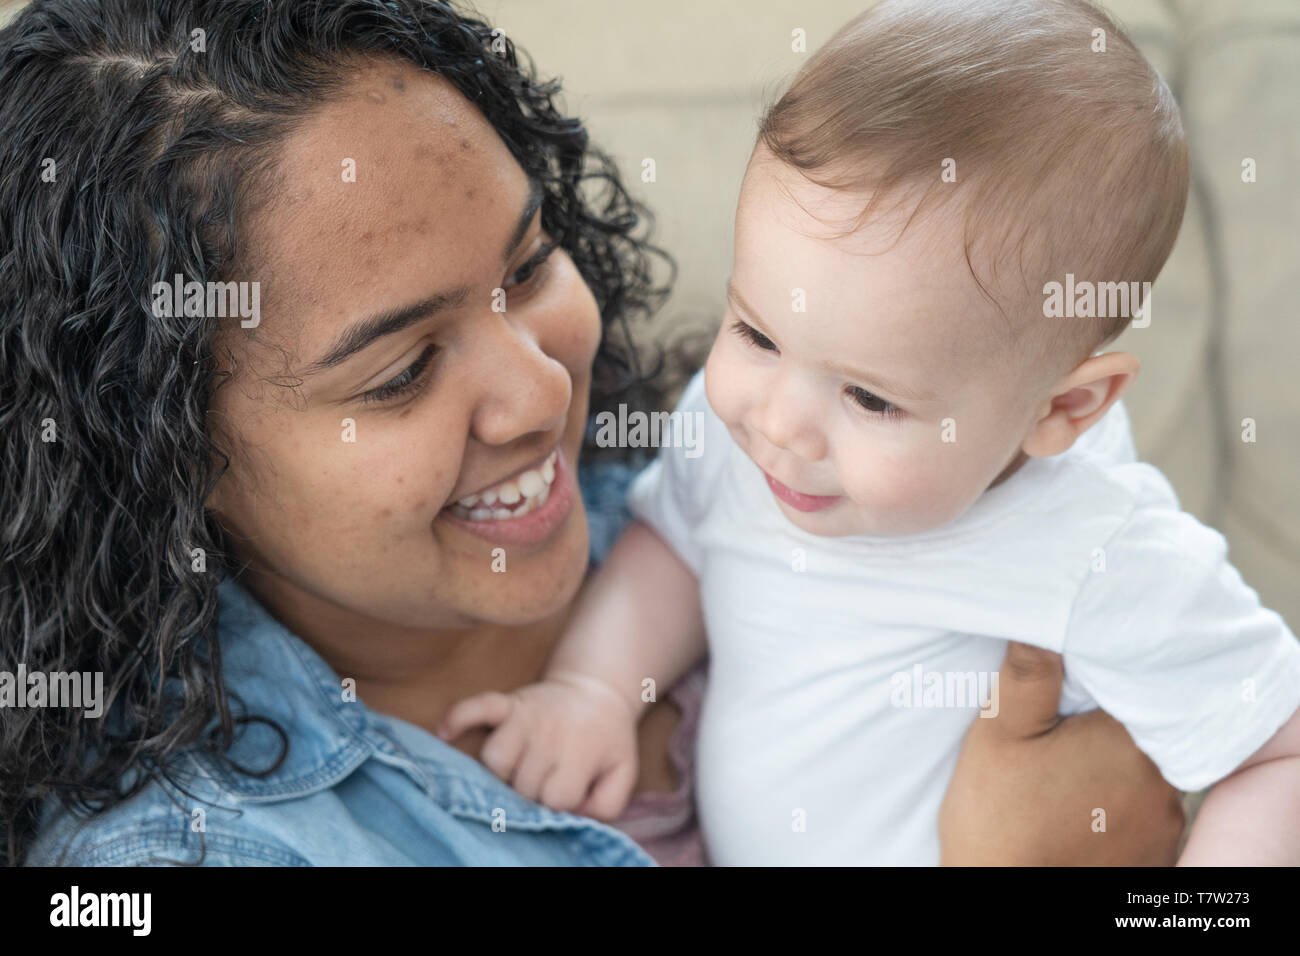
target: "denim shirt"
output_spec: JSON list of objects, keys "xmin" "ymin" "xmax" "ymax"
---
[{"xmin": 26, "ymin": 458, "xmax": 657, "ymax": 867}]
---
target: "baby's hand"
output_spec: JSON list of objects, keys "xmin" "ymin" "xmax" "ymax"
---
[{"xmin": 435, "ymin": 671, "xmax": 640, "ymax": 822}]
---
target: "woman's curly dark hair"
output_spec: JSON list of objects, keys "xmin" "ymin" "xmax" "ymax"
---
[{"xmin": 0, "ymin": 0, "xmax": 677, "ymax": 866}]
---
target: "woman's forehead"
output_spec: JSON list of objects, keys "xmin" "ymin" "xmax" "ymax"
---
[{"xmin": 236, "ymin": 61, "xmax": 530, "ymax": 362}]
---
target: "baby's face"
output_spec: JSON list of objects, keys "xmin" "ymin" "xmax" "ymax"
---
[{"xmin": 705, "ymin": 149, "xmax": 1053, "ymax": 537}]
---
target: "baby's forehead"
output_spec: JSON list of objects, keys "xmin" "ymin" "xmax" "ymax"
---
[{"xmin": 739, "ymin": 155, "xmax": 1019, "ymax": 373}]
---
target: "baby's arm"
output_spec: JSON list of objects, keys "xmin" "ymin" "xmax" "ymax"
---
[
  {"xmin": 1177, "ymin": 705, "xmax": 1300, "ymax": 865},
  {"xmin": 548, "ymin": 518, "xmax": 706, "ymax": 715},
  {"xmin": 438, "ymin": 519, "xmax": 705, "ymax": 820}
]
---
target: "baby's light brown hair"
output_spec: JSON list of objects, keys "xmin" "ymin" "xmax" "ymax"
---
[{"xmin": 758, "ymin": 0, "xmax": 1189, "ymax": 372}]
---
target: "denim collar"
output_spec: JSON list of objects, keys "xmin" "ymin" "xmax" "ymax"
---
[{"xmin": 198, "ymin": 575, "xmax": 627, "ymax": 839}]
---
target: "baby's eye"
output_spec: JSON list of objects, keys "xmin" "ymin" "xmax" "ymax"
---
[
  {"xmin": 846, "ymin": 385, "xmax": 903, "ymax": 419},
  {"xmin": 729, "ymin": 318, "xmax": 777, "ymax": 352}
]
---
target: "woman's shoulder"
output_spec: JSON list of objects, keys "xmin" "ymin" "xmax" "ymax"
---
[
  {"xmin": 25, "ymin": 766, "xmax": 313, "ymax": 867},
  {"xmin": 27, "ymin": 575, "xmax": 660, "ymax": 867}
]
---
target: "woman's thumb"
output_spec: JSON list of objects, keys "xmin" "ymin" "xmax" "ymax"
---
[{"xmin": 988, "ymin": 641, "xmax": 1065, "ymax": 740}]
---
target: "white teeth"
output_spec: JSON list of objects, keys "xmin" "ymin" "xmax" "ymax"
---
[
  {"xmin": 518, "ymin": 468, "xmax": 545, "ymax": 497},
  {"xmin": 448, "ymin": 448, "xmax": 560, "ymax": 521}
]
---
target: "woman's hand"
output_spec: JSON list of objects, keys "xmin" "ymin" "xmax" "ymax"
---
[{"xmin": 938, "ymin": 641, "xmax": 1186, "ymax": 865}]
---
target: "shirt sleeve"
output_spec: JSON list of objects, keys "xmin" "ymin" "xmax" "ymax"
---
[
  {"xmin": 624, "ymin": 368, "xmax": 730, "ymax": 576},
  {"xmin": 1062, "ymin": 499, "xmax": 1300, "ymax": 793}
]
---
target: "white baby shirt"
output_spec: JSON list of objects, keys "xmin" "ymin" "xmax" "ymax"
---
[{"xmin": 626, "ymin": 369, "xmax": 1300, "ymax": 865}]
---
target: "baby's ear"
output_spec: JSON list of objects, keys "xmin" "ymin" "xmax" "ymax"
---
[{"xmin": 1021, "ymin": 351, "xmax": 1140, "ymax": 458}]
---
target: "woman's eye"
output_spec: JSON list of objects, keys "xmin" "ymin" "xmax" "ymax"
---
[
  {"xmin": 729, "ymin": 318, "xmax": 777, "ymax": 352},
  {"xmin": 846, "ymin": 385, "xmax": 904, "ymax": 420},
  {"xmin": 360, "ymin": 343, "xmax": 439, "ymax": 405},
  {"xmin": 505, "ymin": 241, "xmax": 557, "ymax": 290}
]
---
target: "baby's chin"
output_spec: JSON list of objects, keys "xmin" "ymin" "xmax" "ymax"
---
[{"xmin": 777, "ymin": 495, "xmax": 964, "ymax": 539}]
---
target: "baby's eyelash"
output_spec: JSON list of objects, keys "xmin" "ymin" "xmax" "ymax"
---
[
  {"xmin": 731, "ymin": 317, "xmax": 904, "ymax": 421},
  {"xmin": 361, "ymin": 343, "xmax": 439, "ymax": 405},
  {"xmin": 846, "ymin": 385, "xmax": 905, "ymax": 421},
  {"xmin": 729, "ymin": 318, "xmax": 777, "ymax": 351}
]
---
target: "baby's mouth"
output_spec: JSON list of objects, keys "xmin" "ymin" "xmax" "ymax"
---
[
  {"xmin": 763, "ymin": 471, "xmax": 842, "ymax": 513},
  {"xmin": 445, "ymin": 449, "xmax": 558, "ymax": 521}
]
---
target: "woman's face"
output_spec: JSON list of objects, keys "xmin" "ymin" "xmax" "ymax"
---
[{"xmin": 207, "ymin": 59, "xmax": 601, "ymax": 632}]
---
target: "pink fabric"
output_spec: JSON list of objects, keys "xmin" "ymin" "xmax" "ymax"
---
[{"xmin": 611, "ymin": 659, "xmax": 712, "ymax": 866}]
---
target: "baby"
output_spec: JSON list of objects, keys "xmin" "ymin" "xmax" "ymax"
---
[{"xmin": 439, "ymin": 0, "xmax": 1300, "ymax": 864}]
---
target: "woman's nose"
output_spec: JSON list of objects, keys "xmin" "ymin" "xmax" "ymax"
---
[
  {"xmin": 468, "ymin": 310, "xmax": 572, "ymax": 446},
  {"xmin": 750, "ymin": 373, "xmax": 827, "ymax": 463}
]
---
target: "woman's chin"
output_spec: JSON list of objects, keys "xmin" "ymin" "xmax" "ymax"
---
[{"xmin": 472, "ymin": 518, "xmax": 591, "ymax": 626}]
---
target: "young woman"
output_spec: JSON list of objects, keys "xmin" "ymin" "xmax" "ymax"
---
[{"xmin": 0, "ymin": 0, "xmax": 1184, "ymax": 866}]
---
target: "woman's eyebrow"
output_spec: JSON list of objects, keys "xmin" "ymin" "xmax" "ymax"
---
[
  {"xmin": 305, "ymin": 176, "xmax": 544, "ymax": 373},
  {"xmin": 502, "ymin": 175, "xmax": 544, "ymax": 264},
  {"xmin": 305, "ymin": 287, "xmax": 471, "ymax": 373}
]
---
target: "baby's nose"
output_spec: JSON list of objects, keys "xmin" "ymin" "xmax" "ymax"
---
[{"xmin": 751, "ymin": 388, "xmax": 827, "ymax": 463}]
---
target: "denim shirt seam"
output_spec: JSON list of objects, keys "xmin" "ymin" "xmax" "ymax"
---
[
  {"xmin": 363, "ymin": 714, "xmax": 652, "ymax": 857},
  {"xmin": 80, "ymin": 826, "xmax": 312, "ymax": 867}
]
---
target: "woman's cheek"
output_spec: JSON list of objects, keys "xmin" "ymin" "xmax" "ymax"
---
[
  {"xmin": 298, "ymin": 430, "xmax": 433, "ymax": 533},
  {"xmin": 549, "ymin": 256, "xmax": 602, "ymax": 376}
]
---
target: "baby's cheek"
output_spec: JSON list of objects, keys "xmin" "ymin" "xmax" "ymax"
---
[
  {"xmin": 703, "ymin": 346, "xmax": 749, "ymax": 426},
  {"xmin": 844, "ymin": 439, "xmax": 973, "ymax": 532},
  {"xmin": 910, "ymin": 439, "xmax": 1001, "ymax": 527},
  {"xmin": 843, "ymin": 449, "xmax": 921, "ymax": 518}
]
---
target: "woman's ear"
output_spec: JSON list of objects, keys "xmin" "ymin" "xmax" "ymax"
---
[{"xmin": 1021, "ymin": 351, "xmax": 1140, "ymax": 458}]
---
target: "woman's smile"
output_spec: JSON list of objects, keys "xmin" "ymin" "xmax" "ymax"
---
[
  {"xmin": 448, "ymin": 446, "xmax": 559, "ymax": 518},
  {"xmin": 438, "ymin": 445, "xmax": 577, "ymax": 547}
]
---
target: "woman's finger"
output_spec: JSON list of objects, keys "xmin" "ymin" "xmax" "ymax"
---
[
  {"xmin": 988, "ymin": 640, "xmax": 1065, "ymax": 740},
  {"xmin": 436, "ymin": 691, "xmax": 513, "ymax": 742}
]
